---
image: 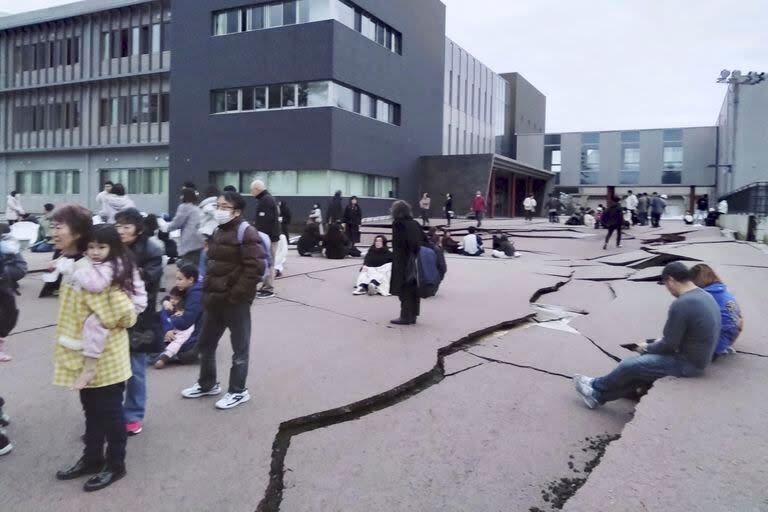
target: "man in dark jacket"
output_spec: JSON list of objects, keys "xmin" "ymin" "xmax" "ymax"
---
[
  {"xmin": 115, "ymin": 208, "xmax": 164, "ymax": 436},
  {"xmin": 602, "ymin": 197, "xmax": 624, "ymax": 250},
  {"xmin": 182, "ymin": 191, "xmax": 266, "ymax": 410},
  {"xmin": 250, "ymin": 180, "xmax": 280, "ymax": 299},
  {"xmin": 343, "ymin": 196, "xmax": 363, "ymax": 244},
  {"xmin": 390, "ymin": 201, "xmax": 426, "ymax": 325},
  {"xmin": 327, "ymin": 190, "xmax": 344, "ymax": 227}
]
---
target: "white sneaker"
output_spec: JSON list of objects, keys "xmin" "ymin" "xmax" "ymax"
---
[
  {"xmin": 352, "ymin": 287, "xmax": 366, "ymax": 296},
  {"xmin": 181, "ymin": 382, "xmax": 222, "ymax": 399},
  {"xmin": 215, "ymin": 390, "xmax": 251, "ymax": 410},
  {"xmin": 573, "ymin": 374, "xmax": 599, "ymax": 409}
]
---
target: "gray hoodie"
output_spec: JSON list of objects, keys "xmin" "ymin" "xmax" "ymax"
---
[
  {"xmin": 100, "ymin": 194, "xmax": 135, "ymax": 223},
  {"xmin": 167, "ymin": 202, "xmax": 205, "ymax": 256}
]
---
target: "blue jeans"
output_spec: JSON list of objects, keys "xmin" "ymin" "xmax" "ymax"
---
[
  {"xmin": 124, "ymin": 352, "xmax": 149, "ymax": 423},
  {"xmin": 592, "ymin": 354, "xmax": 703, "ymax": 404}
]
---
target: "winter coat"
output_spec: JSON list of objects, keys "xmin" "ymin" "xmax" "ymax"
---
[
  {"xmin": 650, "ymin": 196, "xmax": 666, "ymax": 214},
  {"xmin": 445, "ymin": 198, "xmax": 453, "ymax": 212},
  {"xmin": 279, "ymin": 204, "xmax": 292, "ymax": 227},
  {"xmin": 523, "ymin": 197, "xmax": 537, "ymax": 212},
  {"xmin": 99, "ymin": 194, "xmax": 135, "ymax": 224},
  {"xmin": 419, "ymin": 197, "xmax": 431, "ymax": 210},
  {"xmin": 169, "ymin": 281, "xmax": 203, "ymax": 351},
  {"xmin": 255, "ymin": 190, "xmax": 281, "ymax": 242},
  {"xmin": 637, "ymin": 195, "xmax": 649, "ymax": 213},
  {"xmin": 297, "ymin": 228, "xmax": 322, "ymax": 256},
  {"xmin": 168, "ymin": 202, "xmax": 205, "ymax": 256},
  {"xmin": 626, "ymin": 194, "xmax": 639, "ymax": 210},
  {"xmin": 391, "ymin": 217, "xmax": 424, "ymax": 297},
  {"xmin": 471, "ymin": 195, "xmax": 486, "ymax": 213},
  {"xmin": 697, "ymin": 197, "xmax": 709, "ymax": 211},
  {"xmin": 363, "ymin": 247, "xmax": 393, "ymax": 268},
  {"xmin": 547, "ymin": 198, "xmax": 560, "ymax": 211},
  {"xmin": 343, "ymin": 204, "xmax": 362, "ymax": 226},
  {"xmin": 324, "ymin": 230, "xmax": 351, "ymax": 260},
  {"xmin": 198, "ymin": 196, "xmax": 219, "ymax": 237},
  {"xmin": 327, "ymin": 195, "xmax": 344, "ymax": 224},
  {"xmin": 5, "ymin": 195, "xmax": 25, "ymax": 221},
  {"xmin": 204, "ymin": 218, "xmax": 267, "ymax": 306},
  {"xmin": 125, "ymin": 235, "xmax": 164, "ymax": 353},
  {"xmin": 603, "ymin": 204, "xmax": 624, "ymax": 229},
  {"xmin": 702, "ymin": 283, "xmax": 742, "ymax": 355}
]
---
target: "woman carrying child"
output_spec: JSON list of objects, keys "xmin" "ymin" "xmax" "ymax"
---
[{"xmin": 51, "ymin": 206, "xmax": 144, "ymax": 492}]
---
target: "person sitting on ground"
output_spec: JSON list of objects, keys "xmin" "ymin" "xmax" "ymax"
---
[
  {"xmin": 353, "ymin": 235, "xmax": 393, "ymax": 296},
  {"xmin": 689, "ymin": 263, "xmax": 743, "ymax": 359},
  {"xmin": 583, "ymin": 210, "xmax": 596, "ymax": 229},
  {"xmin": 573, "ymin": 262, "xmax": 721, "ymax": 409},
  {"xmin": 595, "ymin": 204, "xmax": 605, "ymax": 229},
  {"xmin": 492, "ymin": 234, "xmax": 520, "ymax": 259},
  {"xmin": 155, "ymin": 264, "xmax": 203, "ymax": 368},
  {"xmin": 461, "ymin": 226, "xmax": 484, "ymax": 256},
  {"xmin": 705, "ymin": 208, "xmax": 720, "ymax": 227},
  {"xmin": 684, "ymin": 211, "xmax": 695, "ymax": 225},
  {"xmin": 440, "ymin": 229, "xmax": 461, "ymax": 254},
  {"xmin": 323, "ymin": 223, "xmax": 352, "ymax": 260},
  {"xmin": 426, "ymin": 227, "xmax": 448, "ymax": 282},
  {"xmin": 297, "ymin": 222, "xmax": 322, "ymax": 257}
]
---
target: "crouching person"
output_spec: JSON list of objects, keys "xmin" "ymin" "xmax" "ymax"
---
[{"xmin": 573, "ymin": 263, "xmax": 720, "ymax": 408}]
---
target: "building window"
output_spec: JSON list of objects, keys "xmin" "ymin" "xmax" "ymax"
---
[
  {"xmin": 662, "ymin": 129, "xmax": 683, "ymax": 184},
  {"xmin": 99, "ymin": 168, "xmax": 169, "ymax": 195},
  {"xmin": 211, "ymin": 81, "xmax": 400, "ymax": 125},
  {"xmin": 212, "ymin": 0, "xmax": 402, "ymax": 54},
  {"xmin": 620, "ymin": 131, "xmax": 640, "ymax": 185},
  {"xmin": 211, "ymin": 169, "xmax": 396, "ymax": 198},
  {"xmin": 15, "ymin": 170, "xmax": 80, "ymax": 195},
  {"xmin": 13, "ymin": 101, "xmax": 80, "ymax": 133},
  {"xmin": 544, "ymin": 146, "xmax": 561, "ymax": 185}
]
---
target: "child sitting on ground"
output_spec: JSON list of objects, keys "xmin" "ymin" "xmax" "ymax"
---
[
  {"xmin": 58, "ymin": 224, "xmax": 147, "ymax": 389},
  {"xmin": 155, "ymin": 287, "xmax": 195, "ymax": 368}
]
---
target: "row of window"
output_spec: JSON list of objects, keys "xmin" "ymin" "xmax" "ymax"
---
[
  {"xmin": 213, "ymin": 0, "xmax": 402, "ymax": 54},
  {"xmin": 101, "ymin": 23, "xmax": 170, "ymax": 60},
  {"xmin": 99, "ymin": 93, "xmax": 170, "ymax": 127},
  {"xmin": 13, "ymin": 36, "xmax": 81, "ymax": 72},
  {"xmin": 15, "ymin": 170, "xmax": 81, "ymax": 195},
  {"xmin": 13, "ymin": 102, "xmax": 80, "ymax": 133},
  {"xmin": 212, "ymin": 81, "xmax": 401, "ymax": 125},
  {"xmin": 210, "ymin": 170, "xmax": 396, "ymax": 199},
  {"xmin": 99, "ymin": 168, "xmax": 169, "ymax": 195}
]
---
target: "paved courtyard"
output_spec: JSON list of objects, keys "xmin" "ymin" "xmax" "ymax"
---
[{"xmin": 1, "ymin": 218, "xmax": 766, "ymax": 512}]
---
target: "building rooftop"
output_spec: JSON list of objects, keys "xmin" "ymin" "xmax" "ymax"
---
[{"xmin": 0, "ymin": 0, "xmax": 148, "ymax": 31}]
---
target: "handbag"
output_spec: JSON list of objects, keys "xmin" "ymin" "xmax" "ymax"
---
[{"xmin": 404, "ymin": 253, "xmax": 420, "ymax": 286}]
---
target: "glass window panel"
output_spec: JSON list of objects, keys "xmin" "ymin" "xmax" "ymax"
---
[
  {"xmin": 623, "ymin": 147, "xmax": 640, "ymax": 168},
  {"xmin": 152, "ymin": 24, "xmax": 161, "ymax": 51},
  {"xmin": 268, "ymin": 85, "xmax": 281, "ymax": 109},
  {"xmin": 551, "ymin": 149, "xmax": 561, "ymax": 165},
  {"xmin": 662, "ymin": 171, "xmax": 682, "ymax": 184},
  {"xmin": 663, "ymin": 146, "xmax": 683, "ymax": 169},
  {"xmin": 267, "ymin": 170, "xmax": 298, "ymax": 195},
  {"xmin": 268, "ymin": 4, "xmax": 284, "ymax": 28},
  {"xmin": 248, "ymin": 6, "xmax": 265, "ymax": 30},
  {"xmin": 213, "ymin": 13, "xmax": 227, "ymax": 35},
  {"xmin": 131, "ymin": 27, "xmax": 140, "ymax": 55},
  {"xmin": 160, "ymin": 93, "xmax": 170, "ymax": 122},
  {"xmin": 298, "ymin": 170, "xmax": 329, "ymax": 195},
  {"xmin": 329, "ymin": 171, "xmax": 348, "ymax": 195},
  {"xmin": 307, "ymin": 81, "xmax": 329, "ymax": 107},
  {"xmin": 621, "ymin": 131, "xmax": 640, "ymax": 143},
  {"xmin": 361, "ymin": 15, "xmax": 376, "ymax": 40},
  {"xmin": 359, "ymin": 93, "xmax": 373, "ymax": 117},
  {"xmin": 150, "ymin": 94, "xmax": 160, "ymax": 122},
  {"xmin": 298, "ymin": 83, "xmax": 309, "ymax": 107},
  {"xmin": 211, "ymin": 171, "xmax": 241, "ymax": 191},
  {"xmin": 161, "ymin": 22, "xmax": 171, "ymax": 51},
  {"xmin": 225, "ymin": 89, "xmax": 239, "ymax": 112},
  {"xmin": 282, "ymin": 84, "xmax": 297, "ymax": 107},
  {"xmin": 376, "ymin": 24, "xmax": 386, "ymax": 45},
  {"xmin": 579, "ymin": 172, "xmax": 599, "ymax": 185},
  {"xmin": 333, "ymin": 83, "xmax": 354, "ymax": 111},
  {"xmin": 283, "ymin": 1, "xmax": 297, "ymax": 25},
  {"xmin": 254, "ymin": 87, "xmax": 267, "ymax": 109},
  {"xmin": 335, "ymin": 0, "xmax": 355, "ymax": 29},
  {"xmin": 348, "ymin": 173, "xmax": 365, "ymax": 196},
  {"xmin": 308, "ymin": 0, "xmax": 331, "ymax": 21},
  {"xmin": 663, "ymin": 129, "xmax": 683, "ymax": 142},
  {"xmin": 242, "ymin": 88, "xmax": 254, "ymax": 110},
  {"xmin": 393, "ymin": 33, "xmax": 402, "ymax": 54},
  {"xmin": 226, "ymin": 10, "xmax": 240, "ymax": 34},
  {"xmin": 582, "ymin": 132, "xmax": 600, "ymax": 144},
  {"xmin": 298, "ymin": 0, "xmax": 310, "ymax": 23},
  {"xmin": 376, "ymin": 99, "xmax": 389, "ymax": 122}
]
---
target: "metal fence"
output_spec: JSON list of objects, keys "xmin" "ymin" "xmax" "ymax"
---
[{"xmin": 722, "ymin": 181, "xmax": 768, "ymax": 216}]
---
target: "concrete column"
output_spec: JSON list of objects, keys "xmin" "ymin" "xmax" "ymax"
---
[
  {"xmin": 490, "ymin": 172, "xmax": 496, "ymax": 218},
  {"xmin": 511, "ymin": 174, "xmax": 517, "ymax": 218}
]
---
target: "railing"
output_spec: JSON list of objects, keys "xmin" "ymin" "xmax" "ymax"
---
[{"xmin": 721, "ymin": 181, "xmax": 768, "ymax": 215}]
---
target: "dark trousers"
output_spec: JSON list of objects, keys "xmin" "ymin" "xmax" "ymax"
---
[
  {"xmin": 197, "ymin": 303, "xmax": 251, "ymax": 393},
  {"xmin": 421, "ymin": 210, "xmax": 430, "ymax": 226},
  {"xmin": 475, "ymin": 211, "xmax": 483, "ymax": 227},
  {"xmin": 548, "ymin": 210, "xmax": 559, "ymax": 223},
  {"xmin": 445, "ymin": 211, "xmax": 451, "ymax": 226},
  {"xmin": 592, "ymin": 354, "xmax": 702, "ymax": 403},
  {"xmin": 345, "ymin": 224, "xmax": 360, "ymax": 244},
  {"xmin": 638, "ymin": 211, "xmax": 648, "ymax": 226},
  {"xmin": 80, "ymin": 382, "xmax": 127, "ymax": 470},
  {"xmin": 604, "ymin": 226, "xmax": 622, "ymax": 247},
  {"xmin": 525, "ymin": 210, "xmax": 533, "ymax": 221},
  {"xmin": 398, "ymin": 284, "xmax": 421, "ymax": 322},
  {"xmin": 651, "ymin": 212, "xmax": 661, "ymax": 228}
]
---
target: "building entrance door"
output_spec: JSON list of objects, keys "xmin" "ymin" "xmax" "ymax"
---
[{"xmin": 493, "ymin": 175, "xmax": 510, "ymax": 217}]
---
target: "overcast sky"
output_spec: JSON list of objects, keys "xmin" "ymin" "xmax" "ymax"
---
[{"xmin": 2, "ymin": 0, "xmax": 766, "ymax": 133}]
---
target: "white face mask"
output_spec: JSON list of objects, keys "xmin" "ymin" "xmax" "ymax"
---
[{"xmin": 214, "ymin": 209, "xmax": 234, "ymax": 225}]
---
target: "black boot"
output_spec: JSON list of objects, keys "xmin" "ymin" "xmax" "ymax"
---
[
  {"xmin": 56, "ymin": 457, "xmax": 103, "ymax": 480},
  {"xmin": 83, "ymin": 465, "xmax": 126, "ymax": 492}
]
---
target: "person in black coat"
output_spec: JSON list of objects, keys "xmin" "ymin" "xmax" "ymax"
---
[
  {"xmin": 327, "ymin": 190, "xmax": 344, "ymax": 226},
  {"xmin": 343, "ymin": 196, "xmax": 363, "ymax": 244},
  {"xmin": 602, "ymin": 196, "xmax": 624, "ymax": 250},
  {"xmin": 278, "ymin": 200, "xmax": 292, "ymax": 241},
  {"xmin": 444, "ymin": 193, "xmax": 453, "ymax": 226},
  {"xmin": 390, "ymin": 200, "xmax": 426, "ymax": 325},
  {"xmin": 297, "ymin": 223, "xmax": 322, "ymax": 256},
  {"xmin": 323, "ymin": 223, "xmax": 352, "ymax": 260}
]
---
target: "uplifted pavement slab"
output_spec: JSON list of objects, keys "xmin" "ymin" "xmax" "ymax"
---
[
  {"xmin": 713, "ymin": 265, "xmax": 768, "ymax": 356},
  {"xmin": 534, "ymin": 279, "xmax": 616, "ymax": 313},
  {"xmin": 652, "ymin": 242, "xmax": 768, "ymax": 268},
  {"xmin": 281, "ymin": 362, "xmax": 634, "ymax": 512},
  {"xmin": 573, "ymin": 265, "xmax": 635, "ymax": 282},
  {"xmin": 594, "ymin": 250, "xmax": 653, "ymax": 266},
  {"xmin": 563, "ymin": 355, "xmax": 768, "ymax": 512}
]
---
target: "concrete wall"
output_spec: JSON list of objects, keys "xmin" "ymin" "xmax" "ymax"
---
[
  {"xmin": 418, "ymin": 154, "xmax": 493, "ymax": 217},
  {"xmin": 719, "ymin": 213, "xmax": 768, "ymax": 243},
  {"xmin": 516, "ymin": 133, "xmax": 544, "ymax": 169}
]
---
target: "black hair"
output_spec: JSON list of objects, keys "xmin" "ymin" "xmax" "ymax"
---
[
  {"xmin": 44, "ymin": 203, "xmax": 55, "ymax": 212},
  {"xmin": 372, "ymin": 235, "xmax": 388, "ymax": 248},
  {"xmin": 91, "ymin": 224, "xmax": 135, "ymax": 294},
  {"xmin": 114, "ymin": 208, "xmax": 145, "ymax": 237},
  {"xmin": 51, "ymin": 204, "xmax": 93, "ymax": 253},
  {"xmin": 104, "ymin": 181, "xmax": 114, "ymax": 187},
  {"xmin": 334, "ymin": 190, "xmax": 342, "ymax": 198},
  {"xmin": 183, "ymin": 181, "xmax": 197, "ymax": 190},
  {"xmin": 181, "ymin": 188, "xmax": 198, "ymax": 204},
  {"xmin": 177, "ymin": 263, "xmax": 199, "ymax": 282},
  {"xmin": 661, "ymin": 262, "xmax": 692, "ymax": 284},
  {"xmin": 204, "ymin": 184, "xmax": 220, "ymax": 199},
  {"xmin": 468, "ymin": 226, "xmax": 477, "ymax": 234},
  {"xmin": 350, "ymin": 196, "xmax": 358, "ymax": 202},
  {"xmin": 111, "ymin": 183, "xmax": 126, "ymax": 196},
  {"xmin": 143, "ymin": 213, "xmax": 159, "ymax": 234},
  {"xmin": 222, "ymin": 185, "xmax": 238, "ymax": 193},
  {"xmin": 170, "ymin": 286, "xmax": 186, "ymax": 298},
  {"xmin": 10, "ymin": 191, "xmax": 17, "ymax": 196},
  {"xmin": 220, "ymin": 191, "xmax": 246, "ymax": 211},
  {"xmin": 390, "ymin": 200, "xmax": 412, "ymax": 221}
]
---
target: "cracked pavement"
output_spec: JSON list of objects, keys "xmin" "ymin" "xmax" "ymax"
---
[{"xmin": 0, "ymin": 218, "xmax": 766, "ymax": 512}]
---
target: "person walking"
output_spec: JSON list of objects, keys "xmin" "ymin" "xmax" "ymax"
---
[
  {"xmin": 95, "ymin": 181, "xmax": 114, "ymax": 213},
  {"xmin": 547, "ymin": 195, "xmax": 561, "ymax": 223},
  {"xmin": 327, "ymin": 190, "xmax": 344, "ymax": 227},
  {"xmin": 626, "ymin": 190, "xmax": 639, "ymax": 225},
  {"xmin": 250, "ymin": 180, "xmax": 280, "ymax": 299},
  {"xmin": 419, "ymin": 193, "xmax": 431, "ymax": 226},
  {"xmin": 650, "ymin": 192, "xmax": 666, "ymax": 228},
  {"xmin": 165, "ymin": 188, "xmax": 205, "ymax": 268},
  {"xmin": 4, "ymin": 191, "xmax": 25, "ymax": 225},
  {"xmin": 444, "ymin": 193, "xmax": 453, "ymax": 226},
  {"xmin": 471, "ymin": 191, "xmax": 486, "ymax": 227},
  {"xmin": 573, "ymin": 262, "xmax": 720, "ymax": 409},
  {"xmin": 50, "ymin": 205, "xmax": 136, "ymax": 492},
  {"xmin": 181, "ymin": 191, "xmax": 267, "ymax": 410},
  {"xmin": 343, "ymin": 196, "xmax": 363, "ymax": 245},
  {"xmin": 390, "ymin": 201, "xmax": 425, "ymax": 325},
  {"xmin": 695, "ymin": 194, "xmax": 710, "ymax": 225},
  {"xmin": 278, "ymin": 200, "xmax": 292, "ymax": 241},
  {"xmin": 602, "ymin": 196, "xmax": 624, "ymax": 250},
  {"xmin": 309, "ymin": 203, "xmax": 324, "ymax": 235},
  {"xmin": 114, "ymin": 208, "xmax": 164, "ymax": 437},
  {"xmin": 637, "ymin": 193, "xmax": 649, "ymax": 226},
  {"xmin": 523, "ymin": 194, "xmax": 537, "ymax": 222}
]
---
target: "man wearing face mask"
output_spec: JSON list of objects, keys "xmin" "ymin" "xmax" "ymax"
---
[{"xmin": 181, "ymin": 191, "xmax": 267, "ymax": 410}]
